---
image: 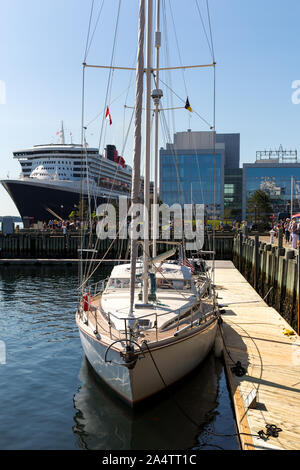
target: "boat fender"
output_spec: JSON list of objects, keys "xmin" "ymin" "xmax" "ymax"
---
[
  {"xmin": 83, "ymin": 293, "xmax": 91, "ymax": 312},
  {"xmin": 283, "ymin": 328, "xmax": 295, "ymax": 336}
]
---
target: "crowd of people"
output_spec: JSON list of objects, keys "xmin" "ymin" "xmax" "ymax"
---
[
  {"xmin": 272, "ymin": 218, "xmax": 300, "ymax": 249},
  {"xmin": 43, "ymin": 219, "xmax": 99, "ymax": 234},
  {"xmin": 43, "ymin": 219, "xmax": 81, "ymax": 234}
]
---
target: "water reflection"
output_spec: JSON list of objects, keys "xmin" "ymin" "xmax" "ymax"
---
[{"xmin": 73, "ymin": 352, "xmax": 236, "ymax": 450}]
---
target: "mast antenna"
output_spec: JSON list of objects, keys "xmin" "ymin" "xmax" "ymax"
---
[{"xmin": 60, "ymin": 121, "xmax": 65, "ymax": 145}]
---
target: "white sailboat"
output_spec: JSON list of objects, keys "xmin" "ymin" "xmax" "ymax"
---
[{"xmin": 76, "ymin": 0, "xmax": 219, "ymax": 406}]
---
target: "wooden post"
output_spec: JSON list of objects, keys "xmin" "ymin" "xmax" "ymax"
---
[
  {"xmin": 239, "ymin": 232, "xmax": 243, "ymax": 272},
  {"xmin": 278, "ymin": 228, "xmax": 283, "ymax": 249},
  {"xmin": 254, "ymin": 234, "xmax": 259, "ymax": 290},
  {"xmin": 275, "ymin": 228, "xmax": 283, "ymax": 307}
]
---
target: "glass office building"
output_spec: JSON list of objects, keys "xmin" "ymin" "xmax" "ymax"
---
[
  {"xmin": 224, "ymin": 168, "xmax": 243, "ymax": 220},
  {"xmin": 160, "ymin": 152, "xmax": 223, "ymax": 218},
  {"xmin": 243, "ymin": 163, "xmax": 300, "ymax": 219},
  {"xmin": 160, "ymin": 131, "xmax": 228, "ymax": 219}
]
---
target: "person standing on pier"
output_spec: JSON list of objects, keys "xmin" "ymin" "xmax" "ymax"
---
[
  {"xmin": 291, "ymin": 220, "xmax": 298, "ymax": 249},
  {"xmin": 284, "ymin": 218, "xmax": 291, "ymax": 243}
]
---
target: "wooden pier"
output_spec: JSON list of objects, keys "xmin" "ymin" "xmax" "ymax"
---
[
  {"xmin": 0, "ymin": 232, "xmax": 234, "ymax": 260},
  {"xmin": 214, "ymin": 260, "xmax": 300, "ymax": 450}
]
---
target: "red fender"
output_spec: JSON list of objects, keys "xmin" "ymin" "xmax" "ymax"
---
[{"xmin": 83, "ymin": 293, "xmax": 91, "ymax": 312}]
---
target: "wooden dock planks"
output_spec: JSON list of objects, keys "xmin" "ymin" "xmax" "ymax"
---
[{"xmin": 214, "ymin": 261, "xmax": 300, "ymax": 450}]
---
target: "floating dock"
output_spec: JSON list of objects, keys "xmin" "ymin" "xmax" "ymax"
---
[{"xmin": 214, "ymin": 261, "xmax": 300, "ymax": 450}]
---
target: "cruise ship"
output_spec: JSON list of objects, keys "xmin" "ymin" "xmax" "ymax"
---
[{"xmin": 1, "ymin": 125, "xmax": 132, "ymax": 223}]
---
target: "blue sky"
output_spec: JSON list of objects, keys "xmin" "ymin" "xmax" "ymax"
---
[{"xmin": 1, "ymin": 0, "xmax": 300, "ymax": 215}]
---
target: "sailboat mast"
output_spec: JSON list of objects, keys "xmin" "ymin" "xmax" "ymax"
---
[
  {"xmin": 152, "ymin": 0, "xmax": 161, "ymax": 258},
  {"xmin": 129, "ymin": 0, "xmax": 145, "ymax": 316},
  {"xmin": 142, "ymin": 0, "xmax": 153, "ymax": 304}
]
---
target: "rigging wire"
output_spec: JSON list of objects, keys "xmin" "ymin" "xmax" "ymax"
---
[
  {"xmin": 83, "ymin": 107, "xmax": 135, "ymax": 283},
  {"xmin": 83, "ymin": 88, "xmax": 135, "ymax": 284},
  {"xmin": 194, "ymin": 0, "xmax": 214, "ymax": 61},
  {"xmin": 157, "ymin": 76, "xmax": 213, "ymax": 128},
  {"xmin": 80, "ymin": 0, "xmax": 107, "ymax": 284},
  {"xmin": 85, "ymin": 0, "xmax": 105, "ymax": 60},
  {"xmin": 85, "ymin": 82, "xmax": 135, "ymax": 129},
  {"xmin": 78, "ymin": 219, "xmax": 127, "ymax": 291},
  {"xmin": 83, "ymin": 0, "xmax": 95, "ymax": 63},
  {"xmin": 121, "ymin": 107, "xmax": 135, "ymax": 156},
  {"xmin": 83, "ymin": 0, "xmax": 123, "ymax": 283},
  {"xmin": 79, "ymin": 63, "xmax": 89, "ymax": 291},
  {"xmin": 168, "ymin": 0, "xmax": 188, "ymax": 98},
  {"xmin": 122, "ymin": 51, "xmax": 137, "ymax": 150},
  {"xmin": 161, "ymin": 0, "xmax": 172, "ymax": 135},
  {"xmin": 159, "ymin": 107, "xmax": 184, "ymax": 207},
  {"xmin": 205, "ymin": 0, "xmax": 215, "ymax": 62},
  {"xmin": 212, "ymin": 59, "xmax": 216, "ymax": 287},
  {"xmin": 97, "ymin": 0, "xmax": 122, "ymax": 153}
]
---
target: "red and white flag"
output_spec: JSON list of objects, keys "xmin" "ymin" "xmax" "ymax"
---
[{"xmin": 105, "ymin": 106, "xmax": 112, "ymax": 125}]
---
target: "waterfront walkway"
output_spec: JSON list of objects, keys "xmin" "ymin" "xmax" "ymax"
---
[
  {"xmin": 250, "ymin": 234, "xmax": 298, "ymax": 251},
  {"xmin": 214, "ymin": 260, "xmax": 300, "ymax": 450}
]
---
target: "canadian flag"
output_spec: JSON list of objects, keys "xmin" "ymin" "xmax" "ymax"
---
[{"xmin": 105, "ymin": 106, "xmax": 112, "ymax": 125}]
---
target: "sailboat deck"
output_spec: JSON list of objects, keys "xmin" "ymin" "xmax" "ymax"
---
[
  {"xmin": 83, "ymin": 291, "xmax": 215, "ymax": 347},
  {"xmin": 101, "ymin": 290, "xmax": 198, "ymax": 327}
]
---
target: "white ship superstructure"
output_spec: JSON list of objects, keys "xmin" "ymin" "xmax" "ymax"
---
[
  {"xmin": 1, "ymin": 124, "xmax": 132, "ymax": 222},
  {"xmin": 15, "ymin": 143, "xmax": 132, "ymax": 193}
]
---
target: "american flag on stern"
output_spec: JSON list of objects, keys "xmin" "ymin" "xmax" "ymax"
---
[{"xmin": 179, "ymin": 245, "xmax": 194, "ymax": 273}]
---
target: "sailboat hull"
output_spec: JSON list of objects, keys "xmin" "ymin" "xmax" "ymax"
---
[{"xmin": 77, "ymin": 317, "xmax": 218, "ymax": 406}]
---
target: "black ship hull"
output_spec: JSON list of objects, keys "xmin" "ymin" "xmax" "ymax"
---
[{"xmin": 1, "ymin": 179, "xmax": 117, "ymax": 223}]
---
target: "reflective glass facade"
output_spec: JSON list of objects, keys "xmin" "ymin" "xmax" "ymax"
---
[
  {"xmin": 243, "ymin": 165, "xmax": 300, "ymax": 218},
  {"xmin": 224, "ymin": 168, "xmax": 242, "ymax": 220},
  {"xmin": 160, "ymin": 152, "xmax": 224, "ymax": 218}
]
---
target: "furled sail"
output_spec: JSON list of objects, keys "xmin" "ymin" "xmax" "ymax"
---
[{"xmin": 129, "ymin": 0, "xmax": 145, "ymax": 316}]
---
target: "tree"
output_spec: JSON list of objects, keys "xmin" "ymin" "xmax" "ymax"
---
[
  {"xmin": 247, "ymin": 190, "xmax": 273, "ymax": 223},
  {"xmin": 68, "ymin": 199, "xmax": 89, "ymax": 220}
]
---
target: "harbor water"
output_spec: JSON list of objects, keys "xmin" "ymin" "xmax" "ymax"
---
[{"xmin": 0, "ymin": 265, "xmax": 239, "ymax": 450}]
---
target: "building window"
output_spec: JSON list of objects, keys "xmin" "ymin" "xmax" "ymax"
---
[{"xmin": 224, "ymin": 184, "xmax": 234, "ymax": 194}]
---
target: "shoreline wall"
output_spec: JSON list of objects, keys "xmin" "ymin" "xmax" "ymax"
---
[{"xmin": 233, "ymin": 233, "xmax": 299, "ymax": 331}]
